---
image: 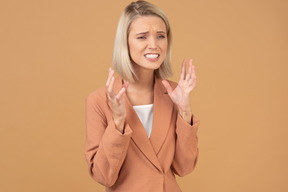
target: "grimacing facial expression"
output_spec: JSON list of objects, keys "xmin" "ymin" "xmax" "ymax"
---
[{"xmin": 128, "ymin": 16, "xmax": 168, "ymax": 72}]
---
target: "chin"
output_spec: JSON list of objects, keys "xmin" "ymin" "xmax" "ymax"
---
[{"xmin": 145, "ymin": 62, "xmax": 162, "ymax": 71}]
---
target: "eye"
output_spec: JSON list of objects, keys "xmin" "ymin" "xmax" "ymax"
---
[
  {"xmin": 137, "ymin": 36, "xmax": 146, "ymax": 39},
  {"xmin": 157, "ymin": 35, "xmax": 166, "ymax": 39}
]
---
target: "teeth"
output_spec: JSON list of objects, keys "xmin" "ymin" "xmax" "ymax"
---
[{"xmin": 145, "ymin": 54, "xmax": 159, "ymax": 59}]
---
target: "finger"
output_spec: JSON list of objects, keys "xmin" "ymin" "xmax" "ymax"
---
[
  {"xmin": 180, "ymin": 60, "xmax": 186, "ymax": 81},
  {"xmin": 191, "ymin": 64, "xmax": 195, "ymax": 81},
  {"xmin": 116, "ymin": 87, "xmax": 126, "ymax": 101},
  {"xmin": 123, "ymin": 80, "xmax": 130, "ymax": 89},
  {"xmin": 188, "ymin": 59, "xmax": 193, "ymax": 77},
  {"xmin": 188, "ymin": 70, "xmax": 196, "ymax": 86},
  {"xmin": 107, "ymin": 76, "xmax": 115, "ymax": 97},
  {"xmin": 106, "ymin": 68, "xmax": 112, "ymax": 86},
  {"xmin": 162, "ymin": 80, "xmax": 173, "ymax": 94},
  {"xmin": 188, "ymin": 76, "xmax": 196, "ymax": 90},
  {"xmin": 106, "ymin": 68, "xmax": 114, "ymax": 88},
  {"xmin": 185, "ymin": 73, "xmax": 191, "ymax": 81},
  {"xmin": 188, "ymin": 75, "xmax": 194, "ymax": 86}
]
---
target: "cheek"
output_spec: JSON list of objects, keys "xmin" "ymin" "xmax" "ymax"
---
[
  {"xmin": 129, "ymin": 41, "xmax": 142, "ymax": 57},
  {"xmin": 161, "ymin": 42, "xmax": 168, "ymax": 55},
  {"xmin": 159, "ymin": 39, "xmax": 168, "ymax": 51},
  {"xmin": 129, "ymin": 45, "xmax": 136, "ymax": 58},
  {"xmin": 128, "ymin": 42, "xmax": 141, "ymax": 63},
  {"xmin": 128, "ymin": 40, "xmax": 135, "ymax": 56},
  {"xmin": 164, "ymin": 41, "xmax": 168, "ymax": 51}
]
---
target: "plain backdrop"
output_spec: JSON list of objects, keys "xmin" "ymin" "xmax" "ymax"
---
[{"xmin": 1, "ymin": 0, "xmax": 288, "ymax": 191}]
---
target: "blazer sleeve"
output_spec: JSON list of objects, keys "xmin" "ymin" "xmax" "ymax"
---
[
  {"xmin": 85, "ymin": 91, "xmax": 133, "ymax": 187},
  {"xmin": 171, "ymin": 113, "xmax": 200, "ymax": 177}
]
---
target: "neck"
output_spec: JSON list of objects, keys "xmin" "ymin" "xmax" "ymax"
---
[{"xmin": 128, "ymin": 66, "xmax": 155, "ymax": 93}]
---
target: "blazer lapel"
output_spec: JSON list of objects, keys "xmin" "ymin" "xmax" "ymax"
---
[
  {"xmin": 125, "ymin": 100, "xmax": 163, "ymax": 171},
  {"xmin": 114, "ymin": 77, "xmax": 163, "ymax": 172},
  {"xmin": 149, "ymin": 77, "xmax": 174, "ymax": 155}
]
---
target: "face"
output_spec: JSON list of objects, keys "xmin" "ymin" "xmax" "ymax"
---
[{"xmin": 128, "ymin": 16, "xmax": 168, "ymax": 73}]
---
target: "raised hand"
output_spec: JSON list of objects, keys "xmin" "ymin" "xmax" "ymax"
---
[
  {"xmin": 106, "ymin": 68, "xmax": 129, "ymax": 133},
  {"xmin": 162, "ymin": 59, "xmax": 196, "ymax": 124}
]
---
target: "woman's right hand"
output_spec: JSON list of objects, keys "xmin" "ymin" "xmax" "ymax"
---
[{"xmin": 106, "ymin": 68, "xmax": 129, "ymax": 133}]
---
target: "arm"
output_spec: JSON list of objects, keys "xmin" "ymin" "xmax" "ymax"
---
[
  {"xmin": 162, "ymin": 59, "xmax": 200, "ymax": 176},
  {"xmin": 85, "ymin": 68, "xmax": 131, "ymax": 187},
  {"xmin": 172, "ymin": 113, "xmax": 200, "ymax": 176},
  {"xmin": 85, "ymin": 93, "xmax": 132, "ymax": 187}
]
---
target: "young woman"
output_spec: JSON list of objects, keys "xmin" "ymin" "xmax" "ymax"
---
[{"xmin": 85, "ymin": 1, "xmax": 200, "ymax": 191}]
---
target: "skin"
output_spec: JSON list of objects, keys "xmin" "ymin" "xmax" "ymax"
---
[{"xmin": 106, "ymin": 16, "xmax": 196, "ymax": 133}]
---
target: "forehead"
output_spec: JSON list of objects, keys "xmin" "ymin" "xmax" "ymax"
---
[{"xmin": 129, "ymin": 16, "xmax": 167, "ymax": 33}]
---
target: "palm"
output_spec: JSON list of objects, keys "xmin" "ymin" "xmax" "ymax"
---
[
  {"xmin": 162, "ymin": 59, "xmax": 196, "ymax": 113},
  {"xmin": 169, "ymin": 79, "xmax": 193, "ymax": 111}
]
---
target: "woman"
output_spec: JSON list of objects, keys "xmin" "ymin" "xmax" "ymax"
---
[{"xmin": 85, "ymin": 1, "xmax": 200, "ymax": 191}]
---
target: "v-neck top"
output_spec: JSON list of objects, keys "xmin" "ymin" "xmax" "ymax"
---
[{"xmin": 133, "ymin": 104, "xmax": 154, "ymax": 138}]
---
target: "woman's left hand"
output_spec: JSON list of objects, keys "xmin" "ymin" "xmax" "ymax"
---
[{"xmin": 162, "ymin": 59, "xmax": 196, "ymax": 124}]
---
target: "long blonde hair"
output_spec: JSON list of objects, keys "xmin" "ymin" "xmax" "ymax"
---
[{"xmin": 112, "ymin": 0, "xmax": 172, "ymax": 82}]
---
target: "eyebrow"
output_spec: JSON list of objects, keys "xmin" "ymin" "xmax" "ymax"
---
[{"xmin": 136, "ymin": 31, "xmax": 166, "ymax": 35}]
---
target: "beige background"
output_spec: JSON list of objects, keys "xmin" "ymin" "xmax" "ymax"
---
[{"xmin": 1, "ymin": 0, "xmax": 288, "ymax": 191}]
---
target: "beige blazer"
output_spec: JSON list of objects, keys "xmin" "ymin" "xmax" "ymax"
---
[{"xmin": 85, "ymin": 76, "xmax": 200, "ymax": 192}]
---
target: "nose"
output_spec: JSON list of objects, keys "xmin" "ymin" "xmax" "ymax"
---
[{"xmin": 148, "ymin": 37, "xmax": 157, "ymax": 50}]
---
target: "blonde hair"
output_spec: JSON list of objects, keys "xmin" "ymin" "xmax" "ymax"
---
[{"xmin": 112, "ymin": 0, "xmax": 172, "ymax": 82}]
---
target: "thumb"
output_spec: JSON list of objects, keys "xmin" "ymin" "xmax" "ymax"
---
[{"xmin": 162, "ymin": 80, "xmax": 173, "ymax": 94}]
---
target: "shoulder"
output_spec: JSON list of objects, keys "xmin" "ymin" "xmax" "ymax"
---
[{"xmin": 85, "ymin": 86, "xmax": 111, "ymax": 121}]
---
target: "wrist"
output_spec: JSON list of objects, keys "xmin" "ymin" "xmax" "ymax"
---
[
  {"xmin": 113, "ymin": 117, "xmax": 125, "ymax": 133},
  {"xmin": 179, "ymin": 109, "xmax": 192, "ymax": 124}
]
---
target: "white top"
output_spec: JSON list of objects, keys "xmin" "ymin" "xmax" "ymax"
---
[{"xmin": 133, "ymin": 104, "xmax": 154, "ymax": 138}]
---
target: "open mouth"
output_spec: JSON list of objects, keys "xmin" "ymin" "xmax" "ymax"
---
[{"xmin": 144, "ymin": 54, "xmax": 160, "ymax": 59}]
